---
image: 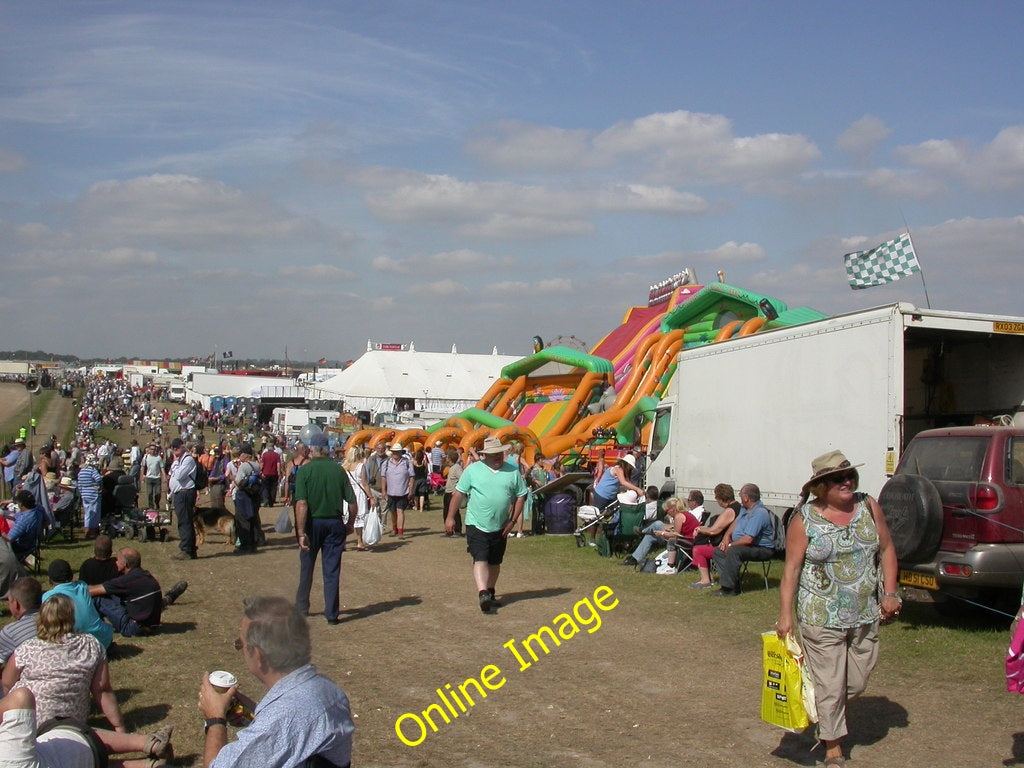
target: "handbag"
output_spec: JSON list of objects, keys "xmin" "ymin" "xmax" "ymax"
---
[
  {"xmin": 1006, "ymin": 616, "xmax": 1024, "ymax": 693},
  {"xmin": 760, "ymin": 631, "xmax": 811, "ymax": 732},
  {"xmin": 362, "ymin": 504, "xmax": 382, "ymax": 547}
]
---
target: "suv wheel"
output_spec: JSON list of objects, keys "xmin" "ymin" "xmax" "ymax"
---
[{"xmin": 879, "ymin": 473, "xmax": 943, "ymax": 562}]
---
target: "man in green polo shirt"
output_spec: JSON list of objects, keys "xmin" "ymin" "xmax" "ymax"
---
[
  {"xmin": 294, "ymin": 431, "xmax": 355, "ymax": 625},
  {"xmin": 446, "ymin": 437, "xmax": 527, "ymax": 613}
]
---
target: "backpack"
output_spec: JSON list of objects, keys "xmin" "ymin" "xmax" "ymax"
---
[
  {"xmin": 194, "ymin": 459, "xmax": 209, "ymax": 491},
  {"xmin": 242, "ymin": 461, "xmax": 262, "ymax": 498}
]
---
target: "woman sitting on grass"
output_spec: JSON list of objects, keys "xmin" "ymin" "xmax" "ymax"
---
[{"xmin": 1, "ymin": 593, "xmax": 174, "ymax": 766}]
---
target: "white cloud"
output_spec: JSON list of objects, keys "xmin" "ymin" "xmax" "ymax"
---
[
  {"xmin": 467, "ymin": 121, "xmax": 591, "ymax": 170},
  {"xmin": 893, "ymin": 127, "xmax": 1024, "ymax": 193},
  {"xmin": 410, "ymin": 279, "xmax": 470, "ymax": 296},
  {"xmin": 359, "ymin": 169, "xmax": 707, "ymax": 239},
  {"xmin": 863, "ymin": 167, "xmax": 944, "ymax": 199},
  {"xmin": 74, "ymin": 174, "xmax": 312, "ymax": 249},
  {"xmin": 836, "ymin": 115, "xmax": 892, "ymax": 156},
  {"xmin": 278, "ymin": 264, "xmax": 356, "ymax": 281},
  {"xmin": 373, "ymin": 249, "xmax": 497, "ymax": 274},
  {"xmin": 694, "ymin": 241, "xmax": 767, "ymax": 263},
  {"xmin": 466, "ymin": 110, "xmax": 820, "ymax": 186}
]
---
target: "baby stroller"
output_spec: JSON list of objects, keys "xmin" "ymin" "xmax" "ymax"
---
[
  {"xmin": 101, "ymin": 475, "xmax": 168, "ymax": 541},
  {"xmin": 574, "ymin": 501, "xmax": 617, "ymax": 548}
]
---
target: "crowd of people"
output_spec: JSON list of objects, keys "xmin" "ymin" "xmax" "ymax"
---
[{"xmin": 0, "ymin": 369, "xmax": 905, "ymax": 767}]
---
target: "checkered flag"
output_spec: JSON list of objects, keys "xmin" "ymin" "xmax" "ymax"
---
[{"xmin": 843, "ymin": 233, "xmax": 920, "ymax": 289}]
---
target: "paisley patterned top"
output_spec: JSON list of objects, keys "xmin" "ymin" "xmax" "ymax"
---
[
  {"xmin": 796, "ymin": 496, "xmax": 880, "ymax": 629},
  {"xmin": 11, "ymin": 633, "xmax": 104, "ymax": 723}
]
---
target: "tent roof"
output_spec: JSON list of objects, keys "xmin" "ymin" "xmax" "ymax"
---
[{"xmin": 313, "ymin": 349, "xmax": 521, "ymax": 401}]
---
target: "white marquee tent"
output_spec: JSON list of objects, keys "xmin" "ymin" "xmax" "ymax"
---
[{"xmin": 309, "ymin": 345, "xmax": 521, "ymax": 418}]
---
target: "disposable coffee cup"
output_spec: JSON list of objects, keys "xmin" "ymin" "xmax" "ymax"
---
[{"xmin": 209, "ymin": 670, "xmax": 237, "ymax": 694}]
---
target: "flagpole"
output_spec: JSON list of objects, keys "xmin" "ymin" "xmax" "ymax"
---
[{"xmin": 904, "ymin": 229, "xmax": 931, "ymax": 309}]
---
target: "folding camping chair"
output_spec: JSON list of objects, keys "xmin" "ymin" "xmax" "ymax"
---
[
  {"xmin": 599, "ymin": 502, "xmax": 647, "ymax": 558},
  {"xmin": 663, "ymin": 532, "xmax": 695, "ymax": 573}
]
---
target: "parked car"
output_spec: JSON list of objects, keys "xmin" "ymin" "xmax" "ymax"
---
[{"xmin": 880, "ymin": 426, "xmax": 1024, "ymax": 617}]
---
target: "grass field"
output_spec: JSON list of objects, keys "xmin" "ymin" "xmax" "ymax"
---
[{"xmin": 0, "ymin": 388, "xmax": 1020, "ymax": 767}]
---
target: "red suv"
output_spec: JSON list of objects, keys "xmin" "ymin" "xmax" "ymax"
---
[{"xmin": 880, "ymin": 426, "xmax": 1024, "ymax": 615}]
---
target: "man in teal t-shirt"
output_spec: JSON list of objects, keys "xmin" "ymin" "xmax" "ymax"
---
[{"xmin": 446, "ymin": 438, "xmax": 527, "ymax": 613}]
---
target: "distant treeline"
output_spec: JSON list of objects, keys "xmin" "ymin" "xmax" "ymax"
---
[{"xmin": 1, "ymin": 352, "xmax": 327, "ymax": 367}]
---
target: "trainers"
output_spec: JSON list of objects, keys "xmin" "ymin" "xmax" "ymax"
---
[
  {"xmin": 688, "ymin": 581, "xmax": 715, "ymax": 589},
  {"xmin": 478, "ymin": 592, "xmax": 493, "ymax": 613},
  {"xmin": 170, "ymin": 552, "xmax": 197, "ymax": 561},
  {"xmin": 163, "ymin": 580, "xmax": 189, "ymax": 607},
  {"xmin": 655, "ymin": 565, "xmax": 677, "ymax": 575},
  {"xmin": 587, "ymin": 541, "xmax": 597, "ymax": 547},
  {"xmin": 621, "ymin": 556, "xmax": 638, "ymax": 567},
  {"xmin": 487, "ymin": 590, "xmax": 504, "ymax": 608}
]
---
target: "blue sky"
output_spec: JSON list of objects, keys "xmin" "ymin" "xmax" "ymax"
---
[{"xmin": 2, "ymin": 1, "xmax": 1022, "ymax": 362}]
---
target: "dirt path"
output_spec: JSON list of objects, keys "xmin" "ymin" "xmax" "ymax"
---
[
  {"xmin": 0, "ymin": 382, "xmax": 76, "ymax": 450},
  {"xmin": 78, "ymin": 505, "xmax": 1018, "ymax": 768},
  {"xmin": 0, "ymin": 396, "xmax": 1015, "ymax": 767}
]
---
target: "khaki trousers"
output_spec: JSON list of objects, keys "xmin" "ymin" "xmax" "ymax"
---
[{"xmin": 799, "ymin": 621, "xmax": 879, "ymax": 741}]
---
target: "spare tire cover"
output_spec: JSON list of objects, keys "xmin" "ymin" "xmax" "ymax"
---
[{"xmin": 879, "ymin": 474, "xmax": 943, "ymax": 563}]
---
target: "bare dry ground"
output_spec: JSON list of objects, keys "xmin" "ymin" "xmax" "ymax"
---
[{"xmin": 1, "ymin": 385, "xmax": 1021, "ymax": 767}]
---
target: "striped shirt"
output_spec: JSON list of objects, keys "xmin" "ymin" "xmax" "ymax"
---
[
  {"xmin": 76, "ymin": 466, "xmax": 102, "ymax": 503},
  {"xmin": 0, "ymin": 611, "xmax": 39, "ymax": 664}
]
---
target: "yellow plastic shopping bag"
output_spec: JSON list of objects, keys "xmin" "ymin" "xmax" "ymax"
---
[{"xmin": 760, "ymin": 631, "xmax": 810, "ymax": 732}]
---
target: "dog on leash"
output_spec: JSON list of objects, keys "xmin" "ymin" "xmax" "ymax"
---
[{"xmin": 194, "ymin": 507, "xmax": 236, "ymax": 548}]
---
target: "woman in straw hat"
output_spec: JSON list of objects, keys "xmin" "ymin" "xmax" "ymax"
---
[{"xmin": 776, "ymin": 450, "xmax": 901, "ymax": 768}]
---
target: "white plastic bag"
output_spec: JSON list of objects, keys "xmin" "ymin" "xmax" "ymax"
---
[{"xmin": 362, "ymin": 504, "xmax": 382, "ymax": 546}]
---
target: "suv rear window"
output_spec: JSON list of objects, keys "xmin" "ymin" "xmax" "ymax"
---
[
  {"xmin": 1011, "ymin": 437, "xmax": 1024, "ymax": 485},
  {"xmin": 899, "ymin": 436, "xmax": 988, "ymax": 482}
]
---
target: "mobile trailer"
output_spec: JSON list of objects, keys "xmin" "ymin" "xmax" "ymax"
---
[{"xmin": 645, "ymin": 303, "xmax": 1024, "ymax": 512}]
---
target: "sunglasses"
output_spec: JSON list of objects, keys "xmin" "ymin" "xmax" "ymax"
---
[{"xmin": 829, "ymin": 472, "xmax": 857, "ymax": 485}]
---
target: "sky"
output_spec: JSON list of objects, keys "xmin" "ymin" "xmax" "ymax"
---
[{"xmin": 2, "ymin": 1, "xmax": 1023, "ymax": 363}]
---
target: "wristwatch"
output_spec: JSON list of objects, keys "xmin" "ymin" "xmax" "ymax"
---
[{"xmin": 204, "ymin": 717, "xmax": 228, "ymax": 732}]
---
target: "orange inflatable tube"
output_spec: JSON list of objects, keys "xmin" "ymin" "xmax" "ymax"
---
[
  {"xmin": 442, "ymin": 416, "xmax": 475, "ymax": 433},
  {"xmin": 737, "ymin": 316, "xmax": 766, "ymax": 337},
  {"xmin": 347, "ymin": 429, "xmax": 377, "ymax": 448},
  {"xmin": 714, "ymin": 319, "xmax": 744, "ymax": 343},
  {"xmin": 476, "ymin": 377, "xmax": 513, "ymax": 411},
  {"xmin": 491, "ymin": 425, "xmax": 542, "ymax": 464},
  {"xmin": 459, "ymin": 426, "xmax": 493, "ymax": 456},
  {"xmin": 368, "ymin": 429, "xmax": 397, "ymax": 450},
  {"xmin": 396, "ymin": 429, "xmax": 429, "ymax": 449},
  {"xmin": 425, "ymin": 427, "xmax": 465, "ymax": 450},
  {"xmin": 542, "ymin": 371, "xmax": 605, "ymax": 438},
  {"xmin": 614, "ymin": 332, "xmax": 662, "ymax": 406},
  {"xmin": 491, "ymin": 375, "xmax": 527, "ymax": 420}
]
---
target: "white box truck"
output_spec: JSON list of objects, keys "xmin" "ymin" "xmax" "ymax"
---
[
  {"xmin": 645, "ymin": 302, "xmax": 1024, "ymax": 513},
  {"xmin": 272, "ymin": 407, "xmax": 340, "ymax": 437}
]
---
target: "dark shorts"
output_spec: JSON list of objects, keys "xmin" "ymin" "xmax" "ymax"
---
[
  {"xmin": 466, "ymin": 525, "xmax": 508, "ymax": 566},
  {"xmin": 387, "ymin": 494, "xmax": 409, "ymax": 512}
]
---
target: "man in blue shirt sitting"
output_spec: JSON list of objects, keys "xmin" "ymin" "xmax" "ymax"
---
[
  {"xmin": 711, "ymin": 483, "xmax": 775, "ymax": 597},
  {"xmin": 198, "ymin": 595, "xmax": 354, "ymax": 767},
  {"xmin": 4, "ymin": 491, "xmax": 45, "ymax": 563}
]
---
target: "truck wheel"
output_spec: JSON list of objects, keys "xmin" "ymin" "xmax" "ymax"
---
[{"xmin": 879, "ymin": 474, "xmax": 943, "ymax": 563}]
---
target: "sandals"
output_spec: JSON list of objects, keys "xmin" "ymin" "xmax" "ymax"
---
[{"xmin": 145, "ymin": 725, "xmax": 174, "ymax": 760}]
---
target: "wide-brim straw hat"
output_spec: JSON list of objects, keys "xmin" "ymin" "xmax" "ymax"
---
[
  {"xmin": 801, "ymin": 450, "xmax": 864, "ymax": 495},
  {"xmin": 480, "ymin": 437, "xmax": 510, "ymax": 455}
]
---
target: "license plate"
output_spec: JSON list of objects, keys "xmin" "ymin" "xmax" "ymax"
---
[{"xmin": 899, "ymin": 569, "xmax": 938, "ymax": 590}]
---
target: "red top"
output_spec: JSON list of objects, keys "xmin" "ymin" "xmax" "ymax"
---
[{"xmin": 260, "ymin": 450, "xmax": 281, "ymax": 477}]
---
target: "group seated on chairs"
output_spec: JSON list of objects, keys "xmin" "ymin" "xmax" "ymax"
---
[
  {"xmin": 709, "ymin": 483, "xmax": 777, "ymax": 597},
  {"xmin": 620, "ymin": 491, "xmax": 701, "ymax": 571}
]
